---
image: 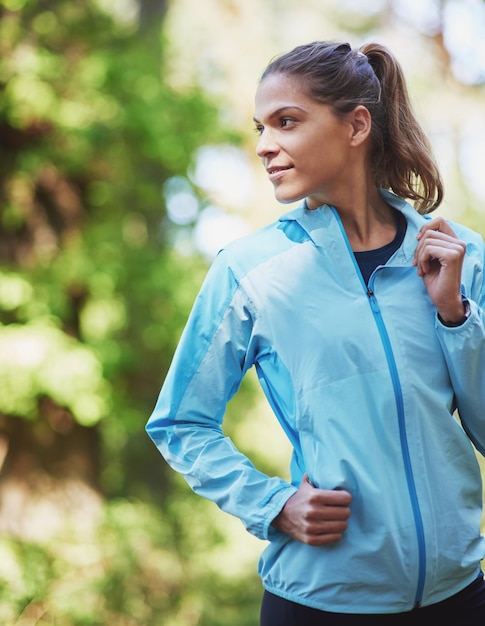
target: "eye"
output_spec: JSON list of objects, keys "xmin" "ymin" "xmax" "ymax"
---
[
  {"xmin": 280, "ymin": 117, "xmax": 295, "ymax": 128},
  {"xmin": 254, "ymin": 124, "xmax": 264, "ymax": 135}
]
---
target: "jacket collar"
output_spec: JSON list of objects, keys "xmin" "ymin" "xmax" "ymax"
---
[{"xmin": 278, "ymin": 189, "xmax": 432, "ymax": 263}]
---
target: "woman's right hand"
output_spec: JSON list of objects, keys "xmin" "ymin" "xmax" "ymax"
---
[{"xmin": 271, "ymin": 474, "xmax": 352, "ymax": 545}]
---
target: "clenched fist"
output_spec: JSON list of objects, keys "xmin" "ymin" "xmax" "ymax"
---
[{"xmin": 271, "ymin": 474, "xmax": 352, "ymax": 546}]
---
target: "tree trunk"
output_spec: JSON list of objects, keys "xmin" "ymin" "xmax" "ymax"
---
[{"xmin": 0, "ymin": 401, "xmax": 103, "ymax": 541}]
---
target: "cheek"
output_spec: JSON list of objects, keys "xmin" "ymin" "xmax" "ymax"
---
[{"xmin": 303, "ymin": 134, "xmax": 330, "ymax": 161}]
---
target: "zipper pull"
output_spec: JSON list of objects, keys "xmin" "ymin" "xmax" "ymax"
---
[{"xmin": 367, "ymin": 287, "xmax": 380, "ymax": 313}]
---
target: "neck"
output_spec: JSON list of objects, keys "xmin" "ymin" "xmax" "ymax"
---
[
  {"xmin": 339, "ymin": 189, "xmax": 396, "ymax": 251},
  {"xmin": 313, "ymin": 177, "xmax": 396, "ymax": 252}
]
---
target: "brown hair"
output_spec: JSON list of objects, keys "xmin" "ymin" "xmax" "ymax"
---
[{"xmin": 260, "ymin": 41, "xmax": 443, "ymax": 213}]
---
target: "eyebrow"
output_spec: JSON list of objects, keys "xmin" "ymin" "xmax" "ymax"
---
[{"xmin": 253, "ymin": 105, "xmax": 305, "ymax": 124}]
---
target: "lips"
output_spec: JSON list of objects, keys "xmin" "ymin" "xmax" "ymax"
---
[{"xmin": 267, "ymin": 165, "xmax": 293, "ymax": 181}]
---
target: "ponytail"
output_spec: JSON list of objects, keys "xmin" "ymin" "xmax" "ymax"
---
[
  {"xmin": 261, "ymin": 41, "xmax": 443, "ymax": 213},
  {"xmin": 360, "ymin": 43, "xmax": 443, "ymax": 213}
]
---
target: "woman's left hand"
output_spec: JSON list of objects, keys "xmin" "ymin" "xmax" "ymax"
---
[{"xmin": 413, "ymin": 217, "xmax": 467, "ymax": 323}]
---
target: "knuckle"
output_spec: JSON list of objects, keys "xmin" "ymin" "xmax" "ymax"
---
[
  {"xmin": 302, "ymin": 507, "xmax": 315, "ymax": 522},
  {"xmin": 450, "ymin": 248, "xmax": 464, "ymax": 260},
  {"xmin": 300, "ymin": 517, "xmax": 314, "ymax": 534},
  {"xmin": 304, "ymin": 534, "xmax": 320, "ymax": 546}
]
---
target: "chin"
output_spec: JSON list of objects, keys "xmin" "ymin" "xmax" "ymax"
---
[
  {"xmin": 274, "ymin": 190, "xmax": 305, "ymax": 205},
  {"xmin": 277, "ymin": 198, "xmax": 300, "ymax": 205}
]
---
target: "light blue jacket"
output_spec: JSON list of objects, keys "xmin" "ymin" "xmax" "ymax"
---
[{"xmin": 146, "ymin": 190, "xmax": 485, "ymax": 613}]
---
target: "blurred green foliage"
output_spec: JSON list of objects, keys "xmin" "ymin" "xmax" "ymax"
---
[
  {"xmin": 0, "ymin": 0, "xmax": 225, "ymax": 484},
  {"xmin": 0, "ymin": 497, "xmax": 262, "ymax": 625},
  {"xmin": 0, "ymin": 0, "xmax": 263, "ymax": 624}
]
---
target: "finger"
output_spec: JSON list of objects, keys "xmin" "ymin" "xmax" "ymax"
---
[
  {"xmin": 310, "ymin": 533, "xmax": 346, "ymax": 546},
  {"xmin": 417, "ymin": 232, "xmax": 465, "ymax": 250},
  {"xmin": 418, "ymin": 241, "xmax": 465, "ymax": 259},
  {"xmin": 416, "ymin": 217, "xmax": 457, "ymax": 239},
  {"xmin": 302, "ymin": 521, "xmax": 350, "ymax": 546},
  {"xmin": 416, "ymin": 240, "xmax": 466, "ymax": 263},
  {"xmin": 307, "ymin": 488, "xmax": 352, "ymax": 507},
  {"xmin": 415, "ymin": 234, "xmax": 465, "ymax": 264},
  {"xmin": 304, "ymin": 506, "xmax": 352, "ymax": 525},
  {"xmin": 301, "ymin": 515, "xmax": 349, "ymax": 535},
  {"xmin": 414, "ymin": 237, "xmax": 466, "ymax": 273},
  {"xmin": 414, "ymin": 231, "xmax": 447, "ymax": 266},
  {"xmin": 302, "ymin": 472, "xmax": 313, "ymax": 486},
  {"xmin": 325, "ymin": 491, "xmax": 353, "ymax": 507},
  {"xmin": 415, "ymin": 243, "xmax": 465, "ymax": 275}
]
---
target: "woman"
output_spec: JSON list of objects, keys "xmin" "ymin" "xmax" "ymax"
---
[{"xmin": 146, "ymin": 41, "xmax": 485, "ymax": 624}]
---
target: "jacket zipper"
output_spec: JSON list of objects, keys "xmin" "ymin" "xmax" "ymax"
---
[
  {"xmin": 366, "ymin": 280, "xmax": 426, "ymax": 609},
  {"xmin": 331, "ymin": 208, "xmax": 426, "ymax": 608}
]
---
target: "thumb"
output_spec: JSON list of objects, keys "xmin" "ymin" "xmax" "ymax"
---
[{"xmin": 302, "ymin": 473, "xmax": 314, "ymax": 487}]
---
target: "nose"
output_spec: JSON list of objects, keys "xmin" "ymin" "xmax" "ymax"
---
[{"xmin": 256, "ymin": 129, "xmax": 279, "ymax": 159}]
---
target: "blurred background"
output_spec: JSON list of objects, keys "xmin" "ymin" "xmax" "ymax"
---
[{"xmin": 0, "ymin": 0, "xmax": 484, "ymax": 624}]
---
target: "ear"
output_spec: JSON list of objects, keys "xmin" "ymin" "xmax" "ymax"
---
[{"xmin": 348, "ymin": 106, "xmax": 372, "ymax": 147}]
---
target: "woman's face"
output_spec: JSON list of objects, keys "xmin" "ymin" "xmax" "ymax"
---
[{"xmin": 254, "ymin": 73, "xmax": 357, "ymax": 210}]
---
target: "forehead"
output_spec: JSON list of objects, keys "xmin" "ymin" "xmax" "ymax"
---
[{"xmin": 254, "ymin": 73, "xmax": 316, "ymax": 119}]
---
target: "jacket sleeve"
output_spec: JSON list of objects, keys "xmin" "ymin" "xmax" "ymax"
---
[
  {"xmin": 436, "ymin": 230, "xmax": 485, "ymax": 457},
  {"xmin": 145, "ymin": 250, "xmax": 296, "ymax": 540}
]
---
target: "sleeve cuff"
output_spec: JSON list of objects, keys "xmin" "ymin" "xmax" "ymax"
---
[{"xmin": 438, "ymin": 297, "xmax": 471, "ymax": 328}]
